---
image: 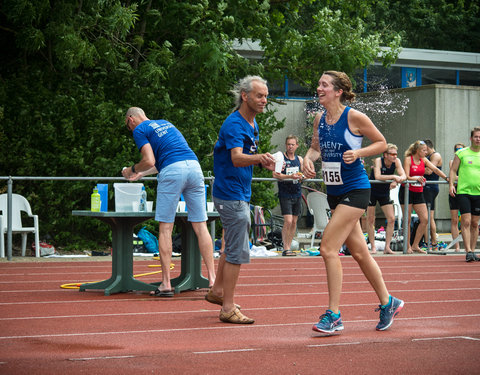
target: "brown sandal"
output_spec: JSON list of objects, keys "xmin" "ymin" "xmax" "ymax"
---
[
  {"xmin": 219, "ymin": 307, "xmax": 254, "ymax": 324},
  {"xmin": 205, "ymin": 289, "xmax": 241, "ymax": 309}
]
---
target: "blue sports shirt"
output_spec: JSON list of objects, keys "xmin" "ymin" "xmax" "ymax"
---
[
  {"xmin": 133, "ymin": 119, "xmax": 198, "ymax": 172},
  {"xmin": 213, "ymin": 111, "xmax": 259, "ymax": 201}
]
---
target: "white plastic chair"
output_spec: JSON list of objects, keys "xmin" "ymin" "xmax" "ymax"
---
[
  {"xmin": 0, "ymin": 194, "xmax": 40, "ymax": 257},
  {"xmin": 307, "ymin": 192, "xmax": 330, "ymax": 248},
  {"xmin": 390, "ymin": 185, "xmax": 402, "ymax": 230}
]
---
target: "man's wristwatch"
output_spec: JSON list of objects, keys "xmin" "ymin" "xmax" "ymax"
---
[{"xmin": 131, "ymin": 164, "xmax": 136, "ymax": 173}]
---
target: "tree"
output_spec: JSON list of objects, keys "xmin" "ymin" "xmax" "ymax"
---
[
  {"xmin": 0, "ymin": 0, "xmax": 400, "ymax": 247},
  {"xmin": 366, "ymin": 0, "xmax": 480, "ymax": 53}
]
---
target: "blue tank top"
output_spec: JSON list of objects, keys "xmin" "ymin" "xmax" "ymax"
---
[
  {"xmin": 424, "ymin": 152, "xmax": 440, "ymax": 192},
  {"xmin": 318, "ymin": 106, "xmax": 370, "ymax": 195},
  {"xmin": 370, "ymin": 157, "xmax": 395, "ymax": 196},
  {"xmin": 277, "ymin": 153, "xmax": 302, "ymax": 198}
]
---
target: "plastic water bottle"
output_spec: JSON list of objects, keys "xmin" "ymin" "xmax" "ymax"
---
[
  {"xmin": 91, "ymin": 187, "xmax": 101, "ymax": 212},
  {"xmin": 139, "ymin": 186, "xmax": 147, "ymax": 212}
]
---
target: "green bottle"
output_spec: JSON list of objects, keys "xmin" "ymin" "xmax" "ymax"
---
[{"xmin": 91, "ymin": 187, "xmax": 101, "ymax": 212}]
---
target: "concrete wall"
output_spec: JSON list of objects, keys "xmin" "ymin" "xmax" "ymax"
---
[{"xmin": 270, "ymin": 85, "xmax": 480, "ymax": 231}]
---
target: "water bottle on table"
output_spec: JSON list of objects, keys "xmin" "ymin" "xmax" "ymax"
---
[{"xmin": 139, "ymin": 186, "xmax": 147, "ymax": 212}]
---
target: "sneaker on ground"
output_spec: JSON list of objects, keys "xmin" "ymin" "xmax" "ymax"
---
[
  {"xmin": 312, "ymin": 310, "xmax": 344, "ymax": 334},
  {"xmin": 466, "ymin": 252, "xmax": 480, "ymax": 262},
  {"xmin": 376, "ymin": 296, "xmax": 404, "ymax": 331}
]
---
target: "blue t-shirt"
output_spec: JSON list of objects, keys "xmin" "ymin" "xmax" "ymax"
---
[
  {"xmin": 133, "ymin": 119, "xmax": 198, "ymax": 172},
  {"xmin": 213, "ymin": 111, "xmax": 259, "ymax": 201},
  {"xmin": 318, "ymin": 106, "xmax": 370, "ymax": 196}
]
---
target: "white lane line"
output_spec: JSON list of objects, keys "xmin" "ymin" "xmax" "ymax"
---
[
  {"xmin": 1, "ymin": 314, "xmax": 480, "ymax": 340},
  {"xmin": 2, "ymin": 287, "xmax": 480, "ymax": 306},
  {"xmin": 2, "ymin": 278, "xmax": 480, "ymax": 288},
  {"xmin": 307, "ymin": 342, "xmax": 361, "ymax": 348},
  {"xmin": 412, "ymin": 336, "xmax": 480, "ymax": 342},
  {"xmin": 68, "ymin": 355, "xmax": 136, "ymax": 361},
  {"xmin": 2, "ymin": 299, "xmax": 480, "ymax": 321},
  {"xmin": 1, "ymin": 268, "xmax": 478, "ymax": 278},
  {"xmin": 194, "ymin": 348, "xmax": 258, "ymax": 354},
  {"xmin": 0, "ymin": 262, "xmax": 475, "ymax": 276}
]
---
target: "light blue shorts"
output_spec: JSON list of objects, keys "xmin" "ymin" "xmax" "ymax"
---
[
  {"xmin": 213, "ymin": 197, "xmax": 251, "ymax": 264},
  {"xmin": 155, "ymin": 160, "xmax": 207, "ymax": 223}
]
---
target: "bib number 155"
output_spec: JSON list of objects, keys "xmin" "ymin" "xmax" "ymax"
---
[{"xmin": 321, "ymin": 162, "xmax": 343, "ymax": 185}]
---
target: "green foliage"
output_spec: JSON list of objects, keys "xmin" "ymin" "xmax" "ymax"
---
[
  {"xmin": 365, "ymin": 0, "xmax": 480, "ymax": 53},
  {"xmin": 9, "ymin": 0, "xmax": 477, "ymax": 248}
]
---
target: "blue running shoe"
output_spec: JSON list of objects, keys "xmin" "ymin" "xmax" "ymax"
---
[
  {"xmin": 376, "ymin": 296, "xmax": 404, "ymax": 331},
  {"xmin": 312, "ymin": 310, "xmax": 344, "ymax": 333}
]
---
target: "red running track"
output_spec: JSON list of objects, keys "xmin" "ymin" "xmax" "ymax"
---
[{"xmin": 0, "ymin": 255, "xmax": 479, "ymax": 374}]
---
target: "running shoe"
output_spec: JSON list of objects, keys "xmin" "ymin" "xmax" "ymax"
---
[
  {"xmin": 466, "ymin": 252, "xmax": 480, "ymax": 262},
  {"xmin": 375, "ymin": 296, "xmax": 404, "ymax": 331},
  {"xmin": 312, "ymin": 310, "xmax": 344, "ymax": 333}
]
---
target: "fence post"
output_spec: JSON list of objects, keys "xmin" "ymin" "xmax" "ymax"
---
[
  {"xmin": 402, "ymin": 182, "xmax": 409, "ymax": 254},
  {"xmin": 7, "ymin": 176, "xmax": 13, "ymax": 261}
]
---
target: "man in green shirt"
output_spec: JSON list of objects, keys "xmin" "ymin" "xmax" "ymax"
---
[{"xmin": 449, "ymin": 127, "xmax": 480, "ymax": 262}]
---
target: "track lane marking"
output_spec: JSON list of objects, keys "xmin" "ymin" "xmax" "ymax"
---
[
  {"xmin": 194, "ymin": 348, "xmax": 259, "ymax": 354},
  {"xmin": 412, "ymin": 336, "xmax": 480, "ymax": 342},
  {"xmin": 69, "ymin": 355, "xmax": 136, "ymax": 361},
  {"xmin": 307, "ymin": 342, "xmax": 361, "ymax": 347},
  {"xmin": 1, "ymin": 314, "xmax": 480, "ymax": 340},
  {"xmin": 1, "ymin": 299, "xmax": 480, "ymax": 321},
  {"xmin": 2, "ymin": 288, "xmax": 480, "ymax": 305}
]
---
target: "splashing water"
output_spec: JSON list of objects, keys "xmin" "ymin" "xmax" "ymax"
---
[{"xmin": 305, "ymin": 86, "xmax": 410, "ymax": 129}]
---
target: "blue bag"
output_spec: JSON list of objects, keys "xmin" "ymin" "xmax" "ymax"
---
[{"xmin": 136, "ymin": 227, "xmax": 159, "ymax": 253}]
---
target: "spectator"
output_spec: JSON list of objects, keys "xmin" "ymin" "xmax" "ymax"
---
[
  {"xmin": 448, "ymin": 143, "xmax": 466, "ymax": 252},
  {"xmin": 273, "ymin": 135, "xmax": 304, "ymax": 256},
  {"xmin": 367, "ymin": 143, "xmax": 406, "ymax": 254},
  {"xmin": 205, "ymin": 76, "xmax": 275, "ymax": 323},
  {"xmin": 399, "ymin": 140, "xmax": 448, "ymax": 254},
  {"xmin": 122, "ymin": 107, "xmax": 215, "ymax": 297},
  {"xmin": 423, "ymin": 139, "xmax": 443, "ymax": 250},
  {"xmin": 449, "ymin": 127, "xmax": 480, "ymax": 262}
]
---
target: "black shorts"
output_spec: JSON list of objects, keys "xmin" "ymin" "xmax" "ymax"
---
[
  {"xmin": 279, "ymin": 196, "xmax": 302, "ymax": 216},
  {"xmin": 456, "ymin": 194, "xmax": 480, "ymax": 216},
  {"xmin": 423, "ymin": 188, "xmax": 439, "ymax": 210},
  {"xmin": 368, "ymin": 191, "xmax": 392, "ymax": 207},
  {"xmin": 399, "ymin": 185, "xmax": 425, "ymax": 205},
  {"xmin": 327, "ymin": 189, "xmax": 370, "ymax": 211},
  {"xmin": 449, "ymin": 194, "xmax": 459, "ymax": 211}
]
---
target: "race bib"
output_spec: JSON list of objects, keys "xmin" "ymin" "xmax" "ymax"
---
[
  {"xmin": 286, "ymin": 166, "xmax": 300, "ymax": 184},
  {"xmin": 322, "ymin": 161, "xmax": 343, "ymax": 185}
]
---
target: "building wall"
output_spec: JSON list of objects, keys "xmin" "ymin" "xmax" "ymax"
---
[{"xmin": 270, "ymin": 84, "xmax": 480, "ymax": 231}]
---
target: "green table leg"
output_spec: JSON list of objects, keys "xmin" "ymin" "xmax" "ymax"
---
[{"xmin": 80, "ymin": 216, "xmax": 157, "ymax": 296}]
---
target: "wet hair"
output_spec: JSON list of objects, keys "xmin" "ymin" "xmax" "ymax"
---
[
  {"xmin": 405, "ymin": 140, "xmax": 426, "ymax": 157},
  {"xmin": 231, "ymin": 75, "xmax": 267, "ymax": 111},
  {"xmin": 323, "ymin": 70, "xmax": 356, "ymax": 103},
  {"xmin": 453, "ymin": 143, "xmax": 465, "ymax": 152},
  {"xmin": 285, "ymin": 135, "xmax": 299, "ymax": 144},
  {"xmin": 471, "ymin": 126, "xmax": 480, "ymax": 137},
  {"xmin": 423, "ymin": 139, "xmax": 434, "ymax": 149}
]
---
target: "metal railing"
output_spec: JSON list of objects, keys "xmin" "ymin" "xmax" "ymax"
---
[{"xmin": 0, "ymin": 175, "xmax": 448, "ymax": 260}]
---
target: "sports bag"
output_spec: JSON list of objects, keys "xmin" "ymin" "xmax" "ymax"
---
[{"xmin": 136, "ymin": 227, "xmax": 159, "ymax": 253}]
